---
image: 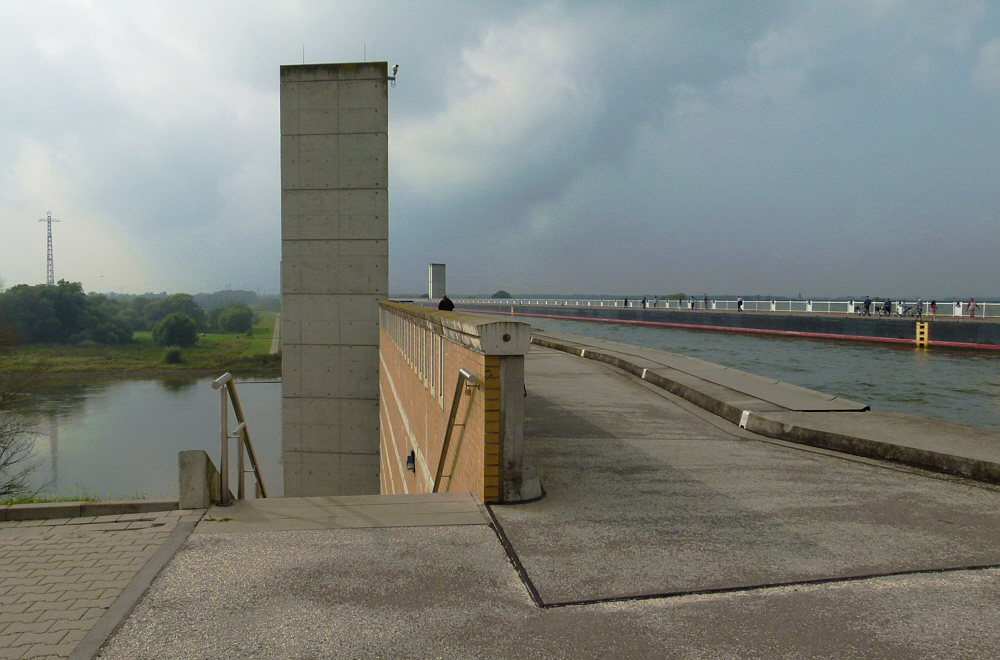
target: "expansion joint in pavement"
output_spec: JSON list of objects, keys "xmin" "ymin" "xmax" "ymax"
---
[
  {"xmin": 482, "ymin": 504, "xmax": 544, "ymax": 608},
  {"xmin": 486, "ymin": 496, "xmax": 1000, "ymax": 611},
  {"xmin": 543, "ymin": 561, "xmax": 1000, "ymax": 609}
]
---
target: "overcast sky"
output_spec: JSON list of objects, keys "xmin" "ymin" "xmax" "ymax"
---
[{"xmin": 1, "ymin": 1, "xmax": 998, "ymax": 299}]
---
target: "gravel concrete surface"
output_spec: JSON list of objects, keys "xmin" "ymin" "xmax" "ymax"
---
[
  {"xmin": 90, "ymin": 346, "xmax": 1000, "ymax": 658},
  {"xmin": 95, "ymin": 525, "xmax": 1000, "ymax": 659}
]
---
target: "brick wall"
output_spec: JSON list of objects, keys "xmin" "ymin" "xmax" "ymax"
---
[{"xmin": 378, "ymin": 303, "xmax": 529, "ymax": 503}]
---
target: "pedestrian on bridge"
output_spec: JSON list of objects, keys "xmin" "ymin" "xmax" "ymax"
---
[
  {"xmin": 438, "ymin": 295, "xmax": 455, "ymax": 311},
  {"xmin": 969, "ymin": 298, "xmax": 978, "ymax": 318},
  {"xmin": 737, "ymin": 296, "xmax": 743, "ymax": 312},
  {"xmin": 863, "ymin": 296, "xmax": 871, "ymax": 316}
]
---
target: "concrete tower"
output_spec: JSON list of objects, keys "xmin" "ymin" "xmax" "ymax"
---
[
  {"xmin": 280, "ymin": 62, "xmax": 388, "ymax": 496},
  {"xmin": 429, "ymin": 263, "xmax": 446, "ymax": 300}
]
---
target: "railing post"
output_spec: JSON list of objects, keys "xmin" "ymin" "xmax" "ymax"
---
[
  {"xmin": 237, "ymin": 417, "xmax": 246, "ymax": 500},
  {"xmin": 219, "ymin": 384, "xmax": 230, "ymax": 506},
  {"xmin": 212, "ymin": 372, "xmax": 267, "ymax": 505}
]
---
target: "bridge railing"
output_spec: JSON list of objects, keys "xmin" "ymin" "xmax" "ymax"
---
[{"xmin": 453, "ymin": 298, "xmax": 999, "ymax": 319}]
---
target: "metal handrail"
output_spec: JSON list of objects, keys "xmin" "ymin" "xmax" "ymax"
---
[
  {"xmin": 433, "ymin": 368, "xmax": 480, "ymax": 493},
  {"xmin": 212, "ymin": 372, "xmax": 267, "ymax": 506}
]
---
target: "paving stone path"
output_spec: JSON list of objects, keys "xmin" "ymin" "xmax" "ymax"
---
[{"xmin": 0, "ymin": 509, "xmax": 204, "ymax": 660}]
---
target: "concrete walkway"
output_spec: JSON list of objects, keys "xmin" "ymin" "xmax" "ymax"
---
[
  {"xmin": 79, "ymin": 346, "xmax": 1000, "ymax": 658},
  {"xmin": 0, "ymin": 508, "xmax": 204, "ymax": 660},
  {"xmin": 534, "ymin": 330, "xmax": 1000, "ymax": 483}
]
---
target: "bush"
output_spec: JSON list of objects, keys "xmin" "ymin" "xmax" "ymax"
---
[
  {"xmin": 163, "ymin": 347, "xmax": 183, "ymax": 364},
  {"xmin": 90, "ymin": 316, "xmax": 133, "ymax": 345},
  {"xmin": 152, "ymin": 313, "xmax": 198, "ymax": 348},
  {"xmin": 217, "ymin": 303, "xmax": 254, "ymax": 334}
]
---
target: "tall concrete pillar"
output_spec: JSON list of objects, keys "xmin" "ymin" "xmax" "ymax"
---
[
  {"xmin": 280, "ymin": 62, "xmax": 388, "ymax": 496},
  {"xmin": 429, "ymin": 263, "xmax": 446, "ymax": 300}
]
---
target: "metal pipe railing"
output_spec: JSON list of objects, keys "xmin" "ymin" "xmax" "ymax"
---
[
  {"xmin": 433, "ymin": 368, "xmax": 479, "ymax": 493},
  {"xmin": 212, "ymin": 372, "xmax": 267, "ymax": 506}
]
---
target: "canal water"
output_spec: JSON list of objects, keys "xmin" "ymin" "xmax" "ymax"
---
[{"xmin": 14, "ymin": 317, "xmax": 1000, "ymax": 499}]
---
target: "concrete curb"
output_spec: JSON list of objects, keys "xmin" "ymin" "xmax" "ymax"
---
[
  {"xmin": 68, "ymin": 519, "xmax": 198, "ymax": 660},
  {"xmin": 0, "ymin": 498, "xmax": 179, "ymax": 522},
  {"xmin": 531, "ymin": 335, "xmax": 1000, "ymax": 486},
  {"xmin": 530, "ymin": 335, "xmax": 749, "ymax": 425},
  {"xmin": 745, "ymin": 414, "xmax": 1000, "ymax": 484}
]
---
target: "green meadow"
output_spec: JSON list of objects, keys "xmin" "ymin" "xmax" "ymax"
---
[{"xmin": 0, "ymin": 312, "xmax": 280, "ymax": 375}]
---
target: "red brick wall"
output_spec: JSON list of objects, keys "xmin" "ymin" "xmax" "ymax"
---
[{"xmin": 379, "ymin": 310, "xmax": 501, "ymax": 502}]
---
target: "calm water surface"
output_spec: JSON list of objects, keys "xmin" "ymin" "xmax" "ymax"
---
[
  {"xmin": 526, "ymin": 316, "xmax": 1000, "ymax": 433},
  {"xmin": 25, "ymin": 377, "xmax": 282, "ymax": 499}
]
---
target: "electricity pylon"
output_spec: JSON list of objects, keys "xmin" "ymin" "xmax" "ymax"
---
[{"xmin": 38, "ymin": 211, "xmax": 59, "ymax": 286}]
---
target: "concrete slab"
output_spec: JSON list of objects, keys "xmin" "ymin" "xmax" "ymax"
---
[
  {"xmin": 95, "ymin": 515, "xmax": 1000, "ymax": 658},
  {"xmin": 195, "ymin": 493, "xmax": 488, "ymax": 533},
  {"xmin": 495, "ymin": 347, "xmax": 1000, "ymax": 605}
]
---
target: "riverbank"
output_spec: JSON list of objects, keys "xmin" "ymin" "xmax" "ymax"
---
[{"xmin": 0, "ymin": 312, "xmax": 280, "ymax": 375}]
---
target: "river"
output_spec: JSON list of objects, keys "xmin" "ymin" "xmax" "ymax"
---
[{"xmin": 22, "ymin": 376, "xmax": 282, "ymax": 500}]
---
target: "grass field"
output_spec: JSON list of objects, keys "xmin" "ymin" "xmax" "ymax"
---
[{"xmin": 0, "ymin": 312, "xmax": 280, "ymax": 375}]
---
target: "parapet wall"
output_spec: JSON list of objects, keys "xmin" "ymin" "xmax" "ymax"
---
[{"xmin": 378, "ymin": 302, "xmax": 534, "ymax": 503}]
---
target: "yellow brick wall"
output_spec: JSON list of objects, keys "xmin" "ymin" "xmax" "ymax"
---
[{"xmin": 379, "ymin": 320, "xmax": 501, "ymax": 502}]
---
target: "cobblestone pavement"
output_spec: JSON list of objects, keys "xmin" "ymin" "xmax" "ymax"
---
[{"xmin": 0, "ymin": 509, "xmax": 204, "ymax": 660}]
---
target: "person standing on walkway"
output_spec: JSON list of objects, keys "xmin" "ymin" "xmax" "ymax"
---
[
  {"xmin": 968, "ymin": 298, "xmax": 978, "ymax": 319},
  {"xmin": 737, "ymin": 296, "xmax": 743, "ymax": 312},
  {"xmin": 930, "ymin": 300, "xmax": 937, "ymax": 319},
  {"xmin": 438, "ymin": 294, "xmax": 455, "ymax": 311},
  {"xmin": 863, "ymin": 296, "xmax": 871, "ymax": 316},
  {"xmin": 703, "ymin": 294, "xmax": 709, "ymax": 310}
]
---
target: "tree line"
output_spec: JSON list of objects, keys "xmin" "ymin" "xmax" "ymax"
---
[{"xmin": 0, "ymin": 281, "xmax": 258, "ymax": 347}]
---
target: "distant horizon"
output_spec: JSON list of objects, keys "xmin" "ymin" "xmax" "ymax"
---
[
  {"xmin": 4, "ymin": 280, "xmax": 988, "ymax": 303},
  {"xmin": 391, "ymin": 292, "xmax": 996, "ymax": 303}
]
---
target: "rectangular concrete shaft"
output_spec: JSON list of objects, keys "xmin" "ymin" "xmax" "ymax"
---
[
  {"xmin": 429, "ymin": 263, "xmax": 446, "ymax": 300},
  {"xmin": 281, "ymin": 62, "xmax": 388, "ymax": 496}
]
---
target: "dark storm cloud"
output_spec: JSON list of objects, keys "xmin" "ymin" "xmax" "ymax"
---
[{"xmin": 0, "ymin": 1, "xmax": 997, "ymax": 299}]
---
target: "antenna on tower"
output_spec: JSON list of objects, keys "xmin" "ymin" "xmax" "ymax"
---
[{"xmin": 38, "ymin": 211, "xmax": 60, "ymax": 286}]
